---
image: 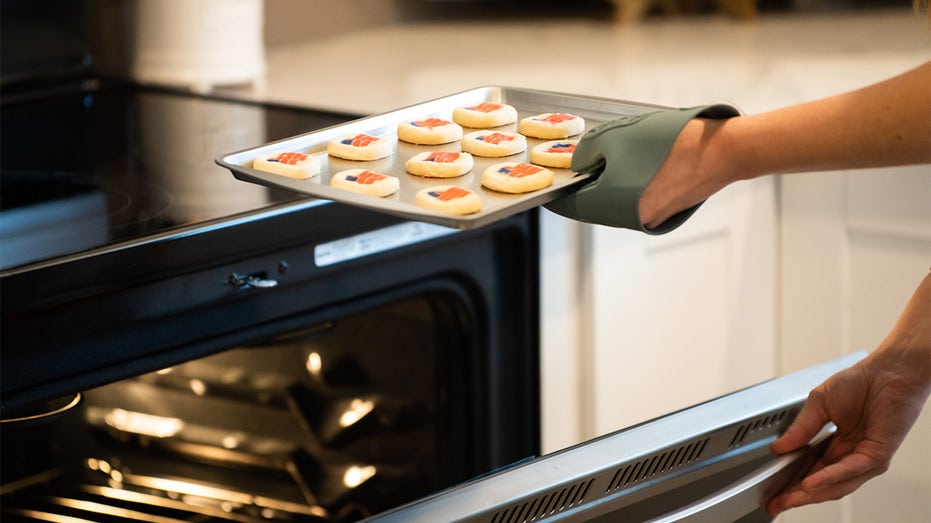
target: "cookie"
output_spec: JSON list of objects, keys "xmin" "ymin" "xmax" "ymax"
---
[
  {"xmin": 461, "ymin": 130, "xmax": 526, "ymax": 157},
  {"xmin": 397, "ymin": 117, "xmax": 463, "ymax": 145},
  {"xmin": 329, "ymin": 169, "xmax": 399, "ymax": 197},
  {"xmin": 518, "ymin": 113, "xmax": 585, "ymax": 139},
  {"xmin": 405, "ymin": 151, "xmax": 474, "ymax": 178},
  {"xmin": 415, "ymin": 185, "xmax": 482, "ymax": 215},
  {"xmin": 529, "ymin": 140, "xmax": 578, "ymax": 169},
  {"xmin": 252, "ymin": 151, "xmax": 321, "ymax": 179},
  {"xmin": 452, "ymin": 102, "xmax": 518, "ymax": 128},
  {"xmin": 482, "ymin": 162, "xmax": 555, "ymax": 194},
  {"xmin": 327, "ymin": 133, "xmax": 393, "ymax": 161}
]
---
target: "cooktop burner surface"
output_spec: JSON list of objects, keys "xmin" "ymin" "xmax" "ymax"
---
[{"xmin": 0, "ymin": 81, "xmax": 356, "ymax": 271}]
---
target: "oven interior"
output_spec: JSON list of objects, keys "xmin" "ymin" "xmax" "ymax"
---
[{"xmin": 3, "ymin": 293, "xmax": 478, "ymax": 522}]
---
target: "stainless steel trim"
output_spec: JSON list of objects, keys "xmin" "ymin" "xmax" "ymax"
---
[
  {"xmin": 0, "ymin": 393, "xmax": 82, "ymax": 424},
  {"xmin": 0, "ymin": 199, "xmax": 330, "ymax": 277},
  {"xmin": 364, "ymin": 352, "xmax": 865, "ymax": 523},
  {"xmin": 644, "ymin": 428, "xmax": 834, "ymax": 523},
  {"xmin": 314, "ymin": 221, "xmax": 458, "ymax": 267}
]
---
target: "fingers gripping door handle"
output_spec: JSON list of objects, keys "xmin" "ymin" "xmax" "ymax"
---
[{"xmin": 645, "ymin": 429, "xmax": 834, "ymax": 523}]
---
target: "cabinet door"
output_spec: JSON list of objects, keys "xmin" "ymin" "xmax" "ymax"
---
[
  {"xmin": 586, "ymin": 176, "xmax": 778, "ymax": 437},
  {"xmin": 779, "ymin": 165, "xmax": 931, "ymax": 523}
]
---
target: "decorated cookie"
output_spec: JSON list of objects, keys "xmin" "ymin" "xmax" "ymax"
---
[
  {"xmin": 327, "ymin": 133, "xmax": 393, "ymax": 161},
  {"xmin": 405, "ymin": 151, "xmax": 474, "ymax": 178},
  {"xmin": 397, "ymin": 117, "xmax": 463, "ymax": 145},
  {"xmin": 452, "ymin": 102, "xmax": 518, "ymax": 128},
  {"xmin": 481, "ymin": 162, "xmax": 554, "ymax": 194},
  {"xmin": 252, "ymin": 151, "xmax": 321, "ymax": 179},
  {"xmin": 529, "ymin": 140, "xmax": 578, "ymax": 169},
  {"xmin": 461, "ymin": 130, "xmax": 526, "ymax": 157},
  {"xmin": 415, "ymin": 185, "xmax": 482, "ymax": 215},
  {"xmin": 518, "ymin": 113, "xmax": 585, "ymax": 139},
  {"xmin": 329, "ymin": 169, "xmax": 399, "ymax": 197}
]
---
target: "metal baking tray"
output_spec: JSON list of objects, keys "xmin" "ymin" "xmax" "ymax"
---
[{"xmin": 217, "ymin": 86, "xmax": 666, "ymax": 230}]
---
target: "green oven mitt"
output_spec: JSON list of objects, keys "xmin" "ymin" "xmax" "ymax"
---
[{"xmin": 544, "ymin": 103, "xmax": 740, "ymax": 235}]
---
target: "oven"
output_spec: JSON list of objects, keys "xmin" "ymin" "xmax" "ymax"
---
[{"xmin": 0, "ymin": 77, "xmax": 541, "ymax": 521}]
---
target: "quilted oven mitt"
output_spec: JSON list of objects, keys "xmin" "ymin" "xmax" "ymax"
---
[{"xmin": 544, "ymin": 104, "xmax": 740, "ymax": 235}]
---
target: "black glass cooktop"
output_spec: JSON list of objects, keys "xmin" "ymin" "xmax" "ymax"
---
[{"xmin": 0, "ymin": 80, "xmax": 357, "ymax": 271}]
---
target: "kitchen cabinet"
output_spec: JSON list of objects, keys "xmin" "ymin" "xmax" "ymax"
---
[
  {"xmin": 587, "ymin": 176, "xmax": 777, "ymax": 437},
  {"xmin": 779, "ymin": 165, "xmax": 931, "ymax": 523},
  {"xmin": 539, "ymin": 174, "xmax": 778, "ymax": 452}
]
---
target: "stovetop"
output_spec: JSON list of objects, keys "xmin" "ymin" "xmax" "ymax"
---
[{"xmin": 0, "ymin": 80, "xmax": 358, "ymax": 272}]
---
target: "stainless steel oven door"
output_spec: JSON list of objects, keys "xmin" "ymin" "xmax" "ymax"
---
[
  {"xmin": 364, "ymin": 352, "xmax": 863, "ymax": 523},
  {"xmin": 643, "ymin": 431, "xmax": 832, "ymax": 523}
]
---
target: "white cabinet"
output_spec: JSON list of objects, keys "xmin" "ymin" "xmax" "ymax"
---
[
  {"xmin": 586, "ymin": 175, "xmax": 778, "ymax": 437},
  {"xmin": 779, "ymin": 165, "xmax": 931, "ymax": 523},
  {"xmin": 539, "ymin": 174, "xmax": 778, "ymax": 451}
]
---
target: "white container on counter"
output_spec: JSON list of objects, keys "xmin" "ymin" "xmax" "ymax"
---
[{"xmin": 131, "ymin": 0, "xmax": 265, "ymax": 93}]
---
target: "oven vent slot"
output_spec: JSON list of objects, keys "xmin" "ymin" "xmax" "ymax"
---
[
  {"xmin": 605, "ymin": 437, "xmax": 709, "ymax": 494},
  {"xmin": 488, "ymin": 478, "xmax": 595, "ymax": 523},
  {"xmin": 728, "ymin": 408, "xmax": 794, "ymax": 449}
]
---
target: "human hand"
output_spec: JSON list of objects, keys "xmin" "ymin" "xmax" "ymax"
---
[
  {"xmin": 637, "ymin": 117, "xmax": 738, "ymax": 230},
  {"xmin": 543, "ymin": 104, "xmax": 739, "ymax": 234},
  {"xmin": 767, "ymin": 274, "xmax": 931, "ymax": 516}
]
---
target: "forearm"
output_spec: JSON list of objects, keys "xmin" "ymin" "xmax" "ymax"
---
[
  {"xmin": 720, "ymin": 61, "xmax": 931, "ymax": 181},
  {"xmin": 638, "ymin": 62, "xmax": 929, "ymax": 229},
  {"xmin": 867, "ymin": 271, "xmax": 931, "ymax": 396}
]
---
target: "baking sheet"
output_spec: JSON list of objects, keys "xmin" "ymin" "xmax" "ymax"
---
[{"xmin": 217, "ymin": 86, "xmax": 667, "ymax": 230}]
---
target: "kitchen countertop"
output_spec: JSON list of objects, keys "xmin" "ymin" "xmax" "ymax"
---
[{"xmin": 228, "ymin": 8, "xmax": 928, "ymax": 116}]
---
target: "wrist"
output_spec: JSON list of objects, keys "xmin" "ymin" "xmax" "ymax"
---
[
  {"xmin": 711, "ymin": 115, "xmax": 767, "ymax": 183},
  {"xmin": 869, "ymin": 273, "xmax": 931, "ymax": 396}
]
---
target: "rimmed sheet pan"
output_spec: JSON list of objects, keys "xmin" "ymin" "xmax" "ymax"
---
[{"xmin": 217, "ymin": 87, "xmax": 666, "ymax": 230}]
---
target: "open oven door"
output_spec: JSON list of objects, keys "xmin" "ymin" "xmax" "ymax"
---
[{"xmin": 364, "ymin": 352, "xmax": 864, "ymax": 523}]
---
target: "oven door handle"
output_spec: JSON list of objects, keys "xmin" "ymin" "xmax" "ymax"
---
[
  {"xmin": 228, "ymin": 273, "xmax": 278, "ymax": 289},
  {"xmin": 644, "ymin": 429, "xmax": 834, "ymax": 523}
]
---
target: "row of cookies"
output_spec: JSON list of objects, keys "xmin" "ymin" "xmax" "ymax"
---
[
  {"xmin": 400, "ymin": 102, "xmax": 584, "ymax": 146},
  {"xmin": 252, "ymin": 152, "xmax": 569, "ymax": 217},
  {"xmin": 291, "ymin": 160, "xmax": 560, "ymax": 216},
  {"xmin": 250, "ymin": 148, "xmax": 572, "ymax": 216},
  {"xmin": 256, "ymin": 132, "xmax": 577, "ymax": 177}
]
